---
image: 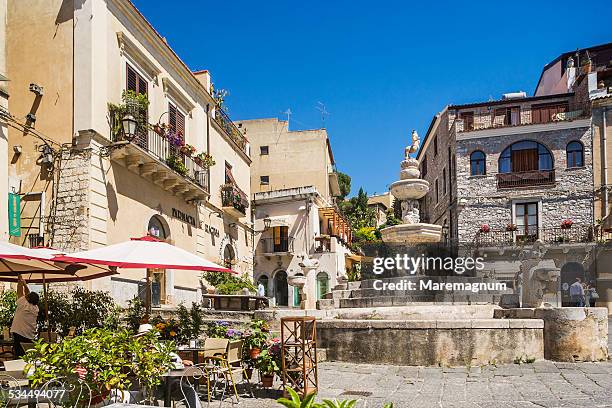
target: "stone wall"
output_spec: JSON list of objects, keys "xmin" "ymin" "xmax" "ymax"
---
[
  {"xmin": 49, "ymin": 147, "xmax": 92, "ymax": 252},
  {"xmin": 455, "ymin": 125, "xmax": 593, "ymax": 242},
  {"xmin": 318, "ymin": 319, "xmax": 544, "ymax": 366}
]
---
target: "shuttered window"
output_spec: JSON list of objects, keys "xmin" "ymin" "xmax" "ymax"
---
[
  {"xmin": 531, "ymin": 103, "xmax": 568, "ymax": 124},
  {"xmin": 126, "ymin": 64, "xmax": 148, "ymax": 96},
  {"xmin": 168, "ymin": 103, "xmax": 186, "ymax": 136}
]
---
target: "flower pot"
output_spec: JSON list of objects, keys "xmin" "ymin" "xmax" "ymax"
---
[
  {"xmin": 261, "ymin": 374, "xmax": 274, "ymax": 388},
  {"xmin": 244, "ymin": 368, "xmax": 253, "ymax": 380},
  {"xmin": 249, "ymin": 347, "xmax": 261, "ymax": 360}
]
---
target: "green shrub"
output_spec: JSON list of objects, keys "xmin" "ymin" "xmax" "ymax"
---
[
  {"xmin": 0, "ymin": 290, "xmax": 17, "ymax": 328},
  {"xmin": 202, "ymin": 271, "xmax": 256, "ymax": 295}
]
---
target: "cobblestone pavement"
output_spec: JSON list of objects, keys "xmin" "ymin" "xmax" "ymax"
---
[{"xmin": 230, "ymin": 360, "xmax": 612, "ymax": 408}]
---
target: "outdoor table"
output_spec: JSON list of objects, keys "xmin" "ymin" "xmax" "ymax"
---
[{"xmin": 178, "ymin": 346, "xmax": 226, "ymax": 365}]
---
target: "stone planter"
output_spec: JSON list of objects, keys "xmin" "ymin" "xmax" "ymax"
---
[{"xmin": 287, "ymin": 275, "xmax": 307, "ymax": 289}]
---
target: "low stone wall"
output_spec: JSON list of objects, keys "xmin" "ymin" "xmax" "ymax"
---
[
  {"xmin": 317, "ymin": 319, "xmax": 543, "ymax": 367},
  {"xmin": 495, "ymin": 307, "xmax": 608, "ymax": 362}
]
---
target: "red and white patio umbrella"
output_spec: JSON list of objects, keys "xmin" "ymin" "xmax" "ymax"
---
[{"xmin": 53, "ymin": 236, "xmax": 233, "ymax": 273}]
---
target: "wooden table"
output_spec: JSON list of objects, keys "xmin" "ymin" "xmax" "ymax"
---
[{"xmin": 178, "ymin": 347, "xmax": 226, "ymax": 365}]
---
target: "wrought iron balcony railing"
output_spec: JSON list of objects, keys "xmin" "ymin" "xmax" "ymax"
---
[
  {"xmin": 212, "ymin": 107, "xmax": 249, "ymax": 155},
  {"xmin": 221, "ymin": 184, "xmax": 249, "ymax": 216},
  {"xmin": 473, "ymin": 225, "xmax": 596, "ymax": 247},
  {"xmin": 496, "ymin": 170, "xmax": 555, "ymax": 189},
  {"xmin": 110, "ymin": 116, "xmax": 210, "ymax": 192},
  {"xmin": 258, "ymin": 237, "xmax": 295, "ymax": 254}
]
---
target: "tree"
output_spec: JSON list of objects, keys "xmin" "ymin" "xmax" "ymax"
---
[{"xmin": 337, "ymin": 171, "xmax": 351, "ymax": 200}]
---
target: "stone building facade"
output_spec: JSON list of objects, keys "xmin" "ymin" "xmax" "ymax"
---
[{"xmin": 6, "ymin": 0, "xmax": 253, "ymax": 306}]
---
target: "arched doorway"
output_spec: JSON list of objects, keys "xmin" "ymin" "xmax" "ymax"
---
[
  {"xmin": 223, "ymin": 244, "xmax": 236, "ymax": 270},
  {"xmin": 147, "ymin": 215, "xmax": 169, "ymax": 307},
  {"xmin": 274, "ymin": 271, "xmax": 288, "ymax": 306},
  {"xmin": 257, "ymin": 275, "xmax": 269, "ymax": 297},
  {"xmin": 560, "ymin": 262, "xmax": 585, "ymax": 307},
  {"xmin": 316, "ymin": 272, "xmax": 330, "ymax": 300}
]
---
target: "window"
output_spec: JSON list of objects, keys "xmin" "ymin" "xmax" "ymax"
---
[
  {"xmin": 515, "ymin": 202, "xmax": 539, "ymax": 242},
  {"xmin": 223, "ymin": 244, "xmax": 236, "ymax": 270},
  {"xmin": 435, "ymin": 179, "xmax": 439, "ymax": 203},
  {"xmin": 493, "ymin": 107, "xmax": 520, "ymax": 126},
  {"xmin": 433, "ymin": 135, "xmax": 438, "ymax": 156},
  {"xmin": 260, "ymin": 175, "xmax": 269, "ymax": 185},
  {"xmin": 260, "ymin": 145, "xmax": 269, "ymax": 155},
  {"xmin": 126, "ymin": 63, "xmax": 148, "ymax": 96},
  {"xmin": 273, "ymin": 226, "xmax": 289, "ymax": 252},
  {"xmin": 470, "ymin": 151, "xmax": 486, "ymax": 176},
  {"xmin": 442, "ymin": 168, "xmax": 447, "ymax": 195},
  {"xmin": 532, "ymin": 102, "xmax": 568, "ymax": 124},
  {"xmin": 499, "ymin": 141, "xmax": 553, "ymax": 173},
  {"xmin": 225, "ymin": 162, "xmax": 233, "ymax": 184},
  {"xmin": 147, "ymin": 215, "xmax": 167, "ymax": 239},
  {"xmin": 316, "ymin": 272, "xmax": 330, "ymax": 300},
  {"xmin": 461, "ymin": 111, "xmax": 474, "ymax": 131},
  {"xmin": 448, "ymin": 148, "xmax": 453, "ymax": 199},
  {"xmin": 421, "ymin": 155, "xmax": 428, "ymax": 177},
  {"xmin": 566, "ymin": 141, "xmax": 584, "ymax": 168},
  {"xmin": 168, "ymin": 103, "xmax": 186, "ymax": 137}
]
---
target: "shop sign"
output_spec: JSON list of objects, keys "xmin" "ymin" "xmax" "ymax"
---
[
  {"xmin": 171, "ymin": 208, "xmax": 196, "ymax": 227},
  {"xmin": 8, "ymin": 193, "xmax": 20, "ymax": 237}
]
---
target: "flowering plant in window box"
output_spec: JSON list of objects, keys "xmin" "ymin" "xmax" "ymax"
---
[
  {"xmin": 180, "ymin": 144, "xmax": 196, "ymax": 157},
  {"xmin": 560, "ymin": 219, "xmax": 573, "ymax": 229},
  {"xmin": 506, "ymin": 223, "xmax": 518, "ymax": 232},
  {"xmin": 165, "ymin": 155, "xmax": 188, "ymax": 176},
  {"xmin": 479, "ymin": 224, "xmax": 491, "ymax": 233},
  {"xmin": 166, "ymin": 130, "xmax": 185, "ymax": 148},
  {"xmin": 194, "ymin": 152, "xmax": 216, "ymax": 168}
]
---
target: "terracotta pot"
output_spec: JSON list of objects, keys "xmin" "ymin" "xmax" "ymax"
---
[
  {"xmin": 249, "ymin": 347, "xmax": 261, "ymax": 360},
  {"xmin": 261, "ymin": 374, "xmax": 274, "ymax": 388}
]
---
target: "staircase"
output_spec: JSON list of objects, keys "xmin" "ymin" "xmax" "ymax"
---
[{"xmin": 317, "ymin": 275, "xmax": 510, "ymax": 309}]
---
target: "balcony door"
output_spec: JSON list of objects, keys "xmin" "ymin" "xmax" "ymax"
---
[
  {"xmin": 511, "ymin": 148, "xmax": 538, "ymax": 172},
  {"xmin": 126, "ymin": 63, "xmax": 148, "ymax": 149},
  {"xmin": 272, "ymin": 226, "xmax": 289, "ymax": 252},
  {"xmin": 515, "ymin": 202, "xmax": 538, "ymax": 242}
]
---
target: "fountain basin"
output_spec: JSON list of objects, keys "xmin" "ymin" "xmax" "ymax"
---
[
  {"xmin": 380, "ymin": 223, "xmax": 442, "ymax": 243},
  {"xmin": 389, "ymin": 179, "xmax": 429, "ymax": 201}
]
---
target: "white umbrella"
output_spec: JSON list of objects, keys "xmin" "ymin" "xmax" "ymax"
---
[{"xmin": 54, "ymin": 236, "xmax": 233, "ymax": 273}]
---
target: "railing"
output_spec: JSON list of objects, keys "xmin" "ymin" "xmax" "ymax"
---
[
  {"xmin": 473, "ymin": 225, "xmax": 596, "ymax": 247},
  {"xmin": 314, "ymin": 236, "xmax": 332, "ymax": 253},
  {"xmin": 454, "ymin": 106, "xmax": 590, "ymax": 133},
  {"xmin": 110, "ymin": 117, "xmax": 210, "ymax": 192},
  {"xmin": 259, "ymin": 237, "xmax": 295, "ymax": 254},
  {"xmin": 496, "ymin": 170, "xmax": 555, "ymax": 189},
  {"xmin": 221, "ymin": 184, "xmax": 249, "ymax": 215},
  {"xmin": 212, "ymin": 107, "xmax": 249, "ymax": 155},
  {"xmin": 28, "ymin": 234, "xmax": 44, "ymax": 248}
]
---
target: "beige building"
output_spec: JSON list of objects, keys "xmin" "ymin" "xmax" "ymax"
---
[
  {"xmin": 236, "ymin": 118, "xmax": 340, "ymax": 203},
  {"xmin": 240, "ymin": 118, "xmax": 350, "ymax": 308},
  {"xmin": 368, "ymin": 192, "xmax": 393, "ymax": 227},
  {"xmin": 0, "ymin": 0, "xmax": 8, "ymax": 242},
  {"xmin": 6, "ymin": 0, "xmax": 252, "ymax": 305}
]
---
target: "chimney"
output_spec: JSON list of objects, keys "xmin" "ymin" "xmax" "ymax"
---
[{"xmin": 193, "ymin": 70, "xmax": 211, "ymax": 93}]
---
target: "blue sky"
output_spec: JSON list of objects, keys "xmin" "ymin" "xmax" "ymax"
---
[{"xmin": 132, "ymin": 0, "xmax": 611, "ymax": 196}]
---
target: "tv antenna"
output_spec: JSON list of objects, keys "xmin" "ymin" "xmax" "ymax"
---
[
  {"xmin": 282, "ymin": 108, "xmax": 292, "ymax": 129},
  {"xmin": 316, "ymin": 102, "xmax": 330, "ymax": 128}
]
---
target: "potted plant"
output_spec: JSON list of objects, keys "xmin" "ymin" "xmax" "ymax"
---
[
  {"xmin": 506, "ymin": 223, "xmax": 518, "ymax": 232},
  {"xmin": 561, "ymin": 219, "xmax": 573, "ymax": 230},
  {"xmin": 479, "ymin": 224, "xmax": 491, "ymax": 233},
  {"xmin": 166, "ymin": 155, "xmax": 188, "ymax": 176},
  {"xmin": 581, "ymin": 57, "xmax": 592, "ymax": 74},
  {"xmin": 243, "ymin": 320, "xmax": 269, "ymax": 360},
  {"xmin": 181, "ymin": 144, "xmax": 197, "ymax": 157},
  {"xmin": 256, "ymin": 349, "xmax": 279, "ymax": 387},
  {"xmin": 194, "ymin": 152, "xmax": 216, "ymax": 168}
]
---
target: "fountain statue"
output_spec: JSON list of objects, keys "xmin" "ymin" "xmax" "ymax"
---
[
  {"xmin": 517, "ymin": 240, "xmax": 561, "ymax": 308},
  {"xmin": 380, "ymin": 130, "xmax": 442, "ymax": 243}
]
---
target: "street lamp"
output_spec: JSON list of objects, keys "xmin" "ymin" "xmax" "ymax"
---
[
  {"xmin": 121, "ymin": 114, "xmax": 138, "ymax": 141},
  {"xmin": 264, "ymin": 217, "xmax": 271, "ymax": 230}
]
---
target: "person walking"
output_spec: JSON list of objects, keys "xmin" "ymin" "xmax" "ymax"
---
[
  {"xmin": 569, "ymin": 277, "xmax": 585, "ymax": 307},
  {"xmin": 10, "ymin": 275, "xmax": 39, "ymax": 358}
]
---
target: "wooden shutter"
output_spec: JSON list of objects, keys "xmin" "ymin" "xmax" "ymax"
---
[
  {"xmin": 126, "ymin": 64, "xmax": 148, "ymax": 95},
  {"xmin": 168, "ymin": 103, "xmax": 185, "ymax": 136}
]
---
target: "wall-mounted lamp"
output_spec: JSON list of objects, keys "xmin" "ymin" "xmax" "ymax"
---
[
  {"xmin": 253, "ymin": 217, "xmax": 271, "ymax": 233},
  {"xmin": 121, "ymin": 114, "xmax": 138, "ymax": 141},
  {"xmin": 13, "ymin": 145, "xmax": 22, "ymax": 155}
]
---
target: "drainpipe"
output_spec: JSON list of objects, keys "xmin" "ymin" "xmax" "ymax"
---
[
  {"xmin": 206, "ymin": 104, "xmax": 211, "ymax": 190},
  {"xmin": 603, "ymin": 108, "xmax": 609, "ymax": 220}
]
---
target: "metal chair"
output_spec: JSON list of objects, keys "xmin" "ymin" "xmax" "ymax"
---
[
  {"xmin": 36, "ymin": 376, "xmax": 92, "ymax": 408},
  {"xmin": 207, "ymin": 340, "xmax": 253, "ymax": 404},
  {"xmin": 0, "ymin": 373, "xmax": 23, "ymax": 407}
]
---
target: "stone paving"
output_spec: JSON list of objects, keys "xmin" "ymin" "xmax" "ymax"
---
[{"xmin": 233, "ymin": 360, "xmax": 612, "ymax": 408}]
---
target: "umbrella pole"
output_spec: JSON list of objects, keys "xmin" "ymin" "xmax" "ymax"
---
[{"xmin": 43, "ymin": 273, "xmax": 50, "ymax": 338}]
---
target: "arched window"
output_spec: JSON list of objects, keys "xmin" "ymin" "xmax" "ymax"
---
[
  {"xmin": 257, "ymin": 275, "xmax": 269, "ymax": 297},
  {"xmin": 499, "ymin": 141, "xmax": 553, "ymax": 173},
  {"xmin": 566, "ymin": 141, "xmax": 584, "ymax": 168},
  {"xmin": 148, "ymin": 216, "xmax": 167, "ymax": 239},
  {"xmin": 316, "ymin": 272, "xmax": 330, "ymax": 300},
  {"xmin": 470, "ymin": 151, "xmax": 486, "ymax": 176}
]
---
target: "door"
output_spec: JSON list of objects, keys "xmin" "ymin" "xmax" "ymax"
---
[
  {"xmin": 274, "ymin": 271, "xmax": 288, "ymax": 306},
  {"xmin": 316, "ymin": 272, "xmax": 330, "ymax": 300},
  {"xmin": 511, "ymin": 149, "xmax": 538, "ymax": 172},
  {"xmin": 515, "ymin": 203, "xmax": 538, "ymax": 243},
  {"xmin": 273, "ymin": 226, "xmax": 289, "ymax": 252}
]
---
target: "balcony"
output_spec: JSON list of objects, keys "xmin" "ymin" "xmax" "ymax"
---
[
  {"xmin": 212, "ymin": 107, "xmax": 249, "ymax": 156},
  {"xmin": 221, "ymin": 184, "xmax": 249, "ymax": 218},
  {"xmin": 258, "ymin": 236, "xmax": 295, "ymax": 255},
  {"xmin": 496, "ymin": 170, "xmax": 555, "ymax": 189},
  {"xmin": 314, "ymin": 235, "xmax": 332, "ymax": 253},
  {"xmin": 473, "ymin": 225, "xmax": 595, "ymax": 247},
  {"xmin": 109, "ymin": 118, "xmax": 209, "ymax": 202}
]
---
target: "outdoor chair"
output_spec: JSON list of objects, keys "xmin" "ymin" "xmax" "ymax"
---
[
  {"xmin": 200, "ymin": 338, "xmax": 229, "ymax": 360},
  {"xmin": 205, "ymin": 340, "xmax": 253, "ymax": 404},
  {"xmin": 0, "ymin": 372, "xmax": 24, "ymax": 407},
  {"xmin": 39, "ymin": 331, "xmax": 59, "ymax": 343},
  {"xmin": 175, "ymin": 364, "xmax": 226, "ymax": 408},
  {"xmin": 36, "ymin": 376, "xmax": 92, "ymax": 408}
]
